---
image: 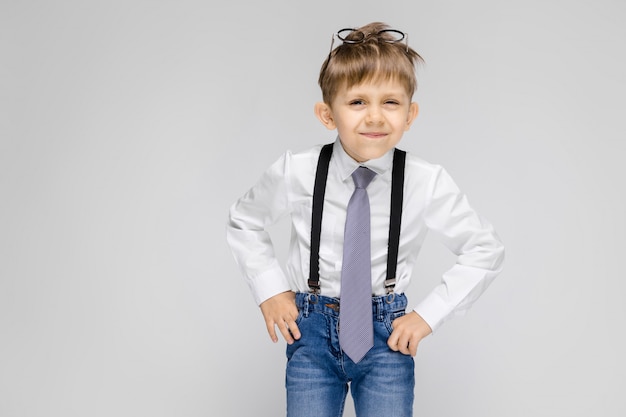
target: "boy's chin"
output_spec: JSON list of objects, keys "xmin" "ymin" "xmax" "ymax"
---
[{"xmin": 339, "ymin": 138, "xmax": 398, "ymax": 163}]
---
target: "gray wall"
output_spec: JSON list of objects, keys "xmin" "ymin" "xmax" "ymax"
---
[{"xmin": 1, "ymin": 1, "xmax": 625, "ymax": 416}]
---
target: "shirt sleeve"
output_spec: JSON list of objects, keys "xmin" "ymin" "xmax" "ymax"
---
[
  {"xmin": 413, "ymin": 166, "xmax": 505, "ymax": 332},
  {"xmin": 226, "ymin": 152, "xmax": 293, "ymax": 305}
]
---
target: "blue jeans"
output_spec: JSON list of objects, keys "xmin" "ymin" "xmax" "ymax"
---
[{"xmin": 286, "ymin": 292, "xmax": 414, "ymax": 417}]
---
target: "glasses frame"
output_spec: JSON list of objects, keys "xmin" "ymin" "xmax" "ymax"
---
[{"xmin": 329, "ymin": 28, "xmax": 409, "ymax": 53}]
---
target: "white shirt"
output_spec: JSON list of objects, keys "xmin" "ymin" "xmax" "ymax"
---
[{"xmin": 226, "ymin": 139, "xmax": 504, "ymax": 331}]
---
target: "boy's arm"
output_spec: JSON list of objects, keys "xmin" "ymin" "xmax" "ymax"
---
[
  {"xmin": 226, "ymin": 153, "xmax": 293, "ymax": 307},
  {"xmin": 227, "ymin": 153, "xmax": 306, "ymax": 344},
  {"xmin": 414, "ymin": 166, "xmax": 505, "ymax": 333}
]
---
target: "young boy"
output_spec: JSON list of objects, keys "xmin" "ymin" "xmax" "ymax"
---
[{"xmin": 226, "ymin": 22, "xmax": 504, "ymax": 417}]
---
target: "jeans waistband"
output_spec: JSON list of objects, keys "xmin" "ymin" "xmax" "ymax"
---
[{"xmin": 295, "ymin": 292, "xmax": 407, "ymax": 320}]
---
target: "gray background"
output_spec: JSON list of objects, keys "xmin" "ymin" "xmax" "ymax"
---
[{"xmin": 1, "ymin": 0, "xmax": 625, "ymax": 416}]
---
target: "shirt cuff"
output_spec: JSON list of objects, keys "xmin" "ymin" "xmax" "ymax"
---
[
  {"xmin": 412, "ymin": 292, "xmax": 454, "ymax": 333},
  {"xmin": 248, "ymin": 260, "xmax": 292, "ymax": 306}
]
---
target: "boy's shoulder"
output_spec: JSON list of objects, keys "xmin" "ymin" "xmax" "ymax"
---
[
  {"xmin": 288, "ymin": 143, "xmax": 327, "ymax": 158},
  {"xmin": 402, "ymin": 149, "xmax": 445, "ymax": 177},
  {"xmin": 275, "ymin": 143, "xmax": 326, "ymax": 161},
  {"xmin": 278, "ymin": 144, "xmax": 327, "ymax": 170},
  {"xmin": 266, "ymin": 144, "xmax": 327, "ymax": 183}
]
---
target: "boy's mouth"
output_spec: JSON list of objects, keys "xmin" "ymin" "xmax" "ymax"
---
[{"xmin": 360, "ymin": 132, "xmax": 388, "ymax": 139}]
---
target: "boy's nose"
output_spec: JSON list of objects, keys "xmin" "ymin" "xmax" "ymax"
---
[{"xmin": 365, "ymin": 106, "xmax": 383, "ymax": 124}]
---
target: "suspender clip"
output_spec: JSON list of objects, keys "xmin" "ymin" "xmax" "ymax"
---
[
  {"xmin": 384, "ymin": 278, "xmax": 396, "ymax": 294},
  {"xmin": 307, "ymin": 279, "xmax": 321, "ymax": 295}
]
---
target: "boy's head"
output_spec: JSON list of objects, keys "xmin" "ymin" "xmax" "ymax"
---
[
  {"xmin": 318, "ymin": 22, "xmax": 424, "ymax": 105},
  {"xmin": 315, "ymin": 22, "xmax": 423, "ymax": 163}
]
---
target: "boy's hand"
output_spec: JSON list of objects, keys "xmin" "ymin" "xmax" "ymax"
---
[
  {"xmin": 387, "ymin": 311, "xmax": 432, "ymax": 356},
  {"xmin": 259, "ymin": 291, "xmax": 301, "ymax": 344}
]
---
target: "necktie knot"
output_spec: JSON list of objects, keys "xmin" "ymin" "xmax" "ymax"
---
[{"xmin": 352, "ymin": 166, "xmax": 376, "ymax": 189}]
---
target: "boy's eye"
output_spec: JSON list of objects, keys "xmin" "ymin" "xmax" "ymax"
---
[
  {"xmin": 350, "ymin": 100, "xmax": 365, "ymax": 106},
  {"xmin": 385, "ymin": 100, "xmax": 400, "ymax": 105}
]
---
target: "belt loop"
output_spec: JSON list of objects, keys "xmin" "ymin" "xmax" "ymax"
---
[
  {"xmin": 374, "ymin": 296, "xmax": 384, "ymax": 321},
  {"xmin": 303, "ymin": 293, "xmax": 310, "ymax": 318}
]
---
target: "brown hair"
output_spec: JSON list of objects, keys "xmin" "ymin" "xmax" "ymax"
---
[{"xmin": 318, "ymin": 22, "xmax": 424, "ymax": 105}]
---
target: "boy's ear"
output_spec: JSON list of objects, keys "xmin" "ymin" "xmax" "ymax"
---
[
  {"xmin": 405, "ymin": 102, "xmax": 420, "ymax": 131},
  {"xmin": 314, "ymin": 102, "xmax": 336, "ymax": 130}
]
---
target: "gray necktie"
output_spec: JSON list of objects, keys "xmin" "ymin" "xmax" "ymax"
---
[{"xmin": 339, "ymin": 166, "xmax": 376, "ymax": 363}]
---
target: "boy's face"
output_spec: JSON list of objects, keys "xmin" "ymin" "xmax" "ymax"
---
[{"xmin": 315, "ymin": 79, "xmax": 419, "ymax": 163}]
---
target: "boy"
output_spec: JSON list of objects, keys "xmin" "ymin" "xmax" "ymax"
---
[{"xmin": 226, "ymin": 22, "xmax": 504, "ymax": 417}]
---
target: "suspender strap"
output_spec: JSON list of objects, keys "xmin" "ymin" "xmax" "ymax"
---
[
  {"xmin": 307, "ymin": 143, "xmax": 334, "ymax": 293},
  {"xmin": 385, "ymin": 148, "xmax": 406, "ymax": 294},
  {"xmin": 307, "ymin": 143, "xmax": 406, "ymax": 294}
]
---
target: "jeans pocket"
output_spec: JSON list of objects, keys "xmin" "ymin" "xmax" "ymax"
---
[
  {"xmin": 294, "ymin": 308, "xmax": 304, "ymax": 325},
  {"xmin": 384, "ymin": 310, "xmax": 406, "ymax": 334}
]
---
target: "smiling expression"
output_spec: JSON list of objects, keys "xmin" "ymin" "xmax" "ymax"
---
[{"xmin": 315, "ymin": 79, "xmax": 419, "ymax": 162}]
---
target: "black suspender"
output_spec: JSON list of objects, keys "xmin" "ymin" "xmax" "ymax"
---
[
  {"xmin": 307, "ymin": 144, "xmax": 334, "ymax": 294},
  {"xmin": 308, "ymin": 143, "xmax": 406, "ymax": 295},
  {"xmin": 386, "ymin": 148, "xmax": 405, "ymax": 294}
]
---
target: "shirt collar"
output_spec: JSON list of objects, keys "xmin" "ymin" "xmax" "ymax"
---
[{"xmin": 332, "ymin": 136, "xmax": 395, "ymax": 182}]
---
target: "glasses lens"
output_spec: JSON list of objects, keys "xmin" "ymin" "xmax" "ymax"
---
[
  {"xmin": 337, "ymin": 28, "xmax": 365, "ymax": 43},
  {"xmin": 378, "ymin": 29, "xmax": 405, "ymax": 43}
]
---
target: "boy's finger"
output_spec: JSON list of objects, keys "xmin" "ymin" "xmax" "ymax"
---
[
  {"xmin": 286, "ymin": 319, "xmax": 301, "ymax": 340},
  {"xmin": 265, "ymin": 321, "xmax": 278, "ymax": 343},
  {"xmin": 277, "ymin": 320, "xmax": 295, "ymax": 344},
  {"xmin": 389, "ymin": 330, "xmax": 412, "ymax": 356},
  {"xmin": 387, "ymin": 331, "xmax": 399, "ymax": 351}
]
